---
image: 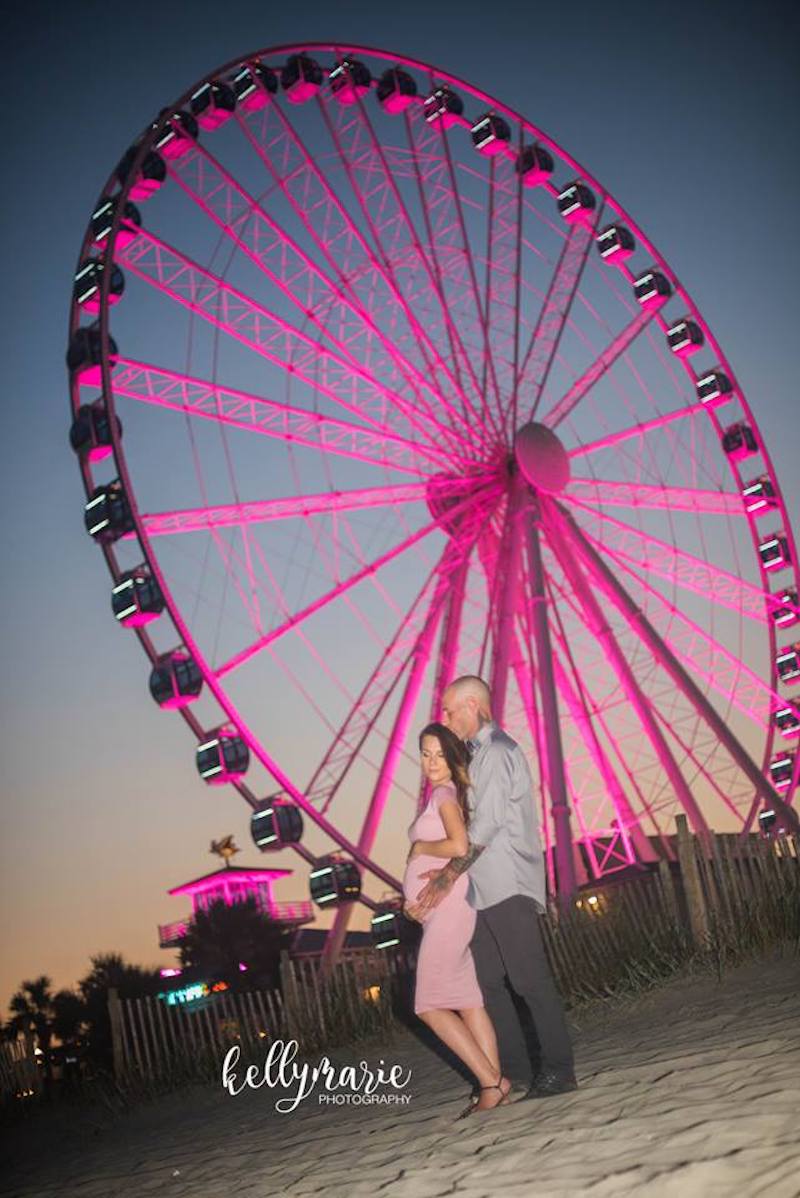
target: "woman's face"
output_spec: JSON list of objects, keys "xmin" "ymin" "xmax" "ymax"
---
[{"xmin": 420, "ymin": 735, "xmax": 452, "ymax": 785}]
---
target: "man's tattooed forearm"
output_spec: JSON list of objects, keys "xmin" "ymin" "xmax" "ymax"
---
[{"xmin": 446, "ymin": 842, "xmax": 485, "ymax": 877}]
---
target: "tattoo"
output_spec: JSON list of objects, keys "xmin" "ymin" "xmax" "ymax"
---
[{"xmin": 445, "ymin": 841, "xmax": 485, "ymax": 878}]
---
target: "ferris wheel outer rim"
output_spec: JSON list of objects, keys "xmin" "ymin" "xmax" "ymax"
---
[{"xmin": 69, "ymin": 41, "xmax": 798, "ymax": 892}]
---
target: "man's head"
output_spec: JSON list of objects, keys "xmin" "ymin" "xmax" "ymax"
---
[{"xmin": 441, "ymin": 675, "xmax": 492, "ymax": 742}]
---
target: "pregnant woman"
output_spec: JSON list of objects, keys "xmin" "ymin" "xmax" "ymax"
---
[{"xmin": 403, "ymin": 722, "xmax": 511, "ymax": 1116}]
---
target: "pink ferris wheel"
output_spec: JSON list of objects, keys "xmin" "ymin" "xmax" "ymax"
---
[{"xmin": 69, "ymin": 42, "xmax": 800, "ymax": 952}]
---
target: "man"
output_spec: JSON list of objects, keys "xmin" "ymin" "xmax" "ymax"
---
[{"xmin": 406, "ymin": 675, "xmax": 576, "ymax": 1098}]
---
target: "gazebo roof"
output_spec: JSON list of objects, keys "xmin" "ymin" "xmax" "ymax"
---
[{"xmin": 168, "ymin": 864, "xmax": 293, "ymax": 897}]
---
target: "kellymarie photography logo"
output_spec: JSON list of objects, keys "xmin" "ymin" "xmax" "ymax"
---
[{"xmin": 222, "ymin": 1038, "xmax": 413, "ymax": 1114}]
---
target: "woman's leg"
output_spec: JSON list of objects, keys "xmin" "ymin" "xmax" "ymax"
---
[
  {"xmin": 417, "ymin": 1008, "xmax": 509, "ymax": 1110},
  {"xmin": 459, "ymin": 1006, "xmax": 501, "ymax": 1077}
]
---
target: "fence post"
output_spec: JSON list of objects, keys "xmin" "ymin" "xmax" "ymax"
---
[
  {"xmin": 108, "ymin": 987, "xmax": 125, "ymax": 1078},
  {"xmin": 657, "ymin": 858, "xmax": 678, "ymax": 921},
  {"xmin": 675, "ymin": 814, "xmax": 709, "ymax": 946},
  {"xmin": 279, "ymin": 949, "xmax": 299, "ymax": 1042}
]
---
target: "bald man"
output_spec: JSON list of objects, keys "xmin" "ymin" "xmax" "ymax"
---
[{"xmin": 407, "ymin": 675, "xmax": 576, "ymax": 1098}]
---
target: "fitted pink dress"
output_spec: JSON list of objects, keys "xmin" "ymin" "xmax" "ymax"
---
[{"xmin": 403, "ymin": 783, "xmax": 483, "ymax": 1015}]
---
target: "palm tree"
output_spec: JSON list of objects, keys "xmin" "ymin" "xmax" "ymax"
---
[
  {"xmin": 77, "ymin": 953, "xmax": 162, "ymax": 1070},
  {"xmin": 178, "ymin": 898, "xmax": 290, "ymax": 991},
  {"xmin": 6, "ymin": 976, "xmax": 55, "ymax": 1082},
  {"xmin": 52, "ymin": 989, "xmax": 89, "ymax": 1044}
]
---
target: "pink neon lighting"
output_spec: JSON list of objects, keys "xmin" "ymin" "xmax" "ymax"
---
[
  {"xmin": 234, "ymin": 98, "xmax": 487, "ymax": 448},
  {"xmin": 544, "ymin": 301, "xmax": 664, "ymax": 430},
  {"xmin": 542, "ymin": 502, "xmax": 711, "ymax": 840},
  {"xmin": 577, "ymin": 528, "xmax": 783, "ymax": 728},
  {"xmin": 568, "ymin": 403, "xmax": 708, "ymax": 459},
  {"xmin": 137, "ymin": 479, "xmax": 481, "ymax": 538},
  {"xmin": 520, "ymin": 218, "xmax": 597, "ymax": 423},
  {"xmin": 566, "ymin": 501, "xmax": 769, "ymax": 623},
  {"xmin": 67, "ymin": 42, "xmax": 799, "ymax": 924},
  {"xmin": 105, "ymin": 358, "xmax": 447, "ymax": 474},
  {"xmin": 166, "ymin": 141, "xmax": 480, "ymax": 451},
  {"xmin": 116, "ymin": 229, "xmax": 476, "ymax": 459},
  {"xmin": 565, "ymin": 479, "xmax": 744, "ymax": 517},
  {"xmin": 215, "ymin": 482, "xmax": 502, "ymax": 678}
]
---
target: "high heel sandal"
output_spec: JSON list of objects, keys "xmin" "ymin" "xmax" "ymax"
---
[{"xmin": 455, "ymin": 1076, "xmax": 510, "ymax": 1120}]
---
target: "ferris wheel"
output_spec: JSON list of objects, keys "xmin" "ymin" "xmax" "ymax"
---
[{"xmin": 68, "ymin": 43, "xmax": 800, "ymax": 958}]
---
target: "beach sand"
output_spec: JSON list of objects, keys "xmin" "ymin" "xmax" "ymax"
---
[{"xmin": 2, "ymin": 953, "xmax": 798, "ymax": 1198}]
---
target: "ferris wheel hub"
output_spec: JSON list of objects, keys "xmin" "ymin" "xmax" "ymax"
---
[{"xmin": 513, "ymin": 422, "xmax": 571, "ymax": 493}]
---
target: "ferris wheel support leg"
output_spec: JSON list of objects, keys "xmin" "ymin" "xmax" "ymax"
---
[
  {"xmin": 490, "ymin": 480, "xmax": 527, "ymax": 727},
  {"xmin": 418, "ymin": 556, "xmax": 470, "ymax": 813},
  {"xmin": 552, "ymin": 501, "xmax": 800, "ymax": 839},
  {"xmin": 523, "ymin": 492, "xmax": 578, "ymax": 901},
  {"xmin": 541, "ymin": 497, "xmax": 713, "ymax": 846},
  {"xmin": 320, "ymin": 583, "xmax": 448, "ymax": 975},
  {"xmin": 550, "ymin": 650, "xmax": 658, "ymax": 867}
]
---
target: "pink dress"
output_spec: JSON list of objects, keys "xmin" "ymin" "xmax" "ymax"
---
[{"xmin": 403, "ymin": 783, "xmax": 483, "ymax": 1015}]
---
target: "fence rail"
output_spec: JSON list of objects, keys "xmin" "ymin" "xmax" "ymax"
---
[
  {"xmin": 0, "ymin": 1038, "xmax": 40, "ymax": 1102},
  {"xmin": 109, "ymin": 826, "xmax": 799, "ymax": 1082}
]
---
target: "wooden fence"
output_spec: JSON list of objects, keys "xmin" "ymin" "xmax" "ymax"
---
[
  {"xmin": 109, "ymin": 982, "xmax": 284, "ymax": 1079},
  {"xmin": 109, "ymin": 948, "xmax": 399, "ymax": 1079},
  {"xmin": 539, "ymin": 821, "xmax": 799, "ymax": 1001},
  {"xmin": 106, "ymin": 824, "xmax": 798, "ymax": 1080},
  {"xmin": 0, "ymin": 1037, "xmax": 40, "ymax": 1103}
]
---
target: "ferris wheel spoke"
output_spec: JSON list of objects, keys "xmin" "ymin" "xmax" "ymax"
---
[
  {"xmin": 116, "ymin": 229, "xmax": 475, "ymax": 460},
  {"xmin": 214, "ymin": 481, "xmax": 501, "ymax": 679},
  {"xmin": 651, "ymin": 706, "xmax": 750, "ymax": 824},
  {"xmin": 543, "ymin": 569, "xmax": 673, "ymax": 851},
  {"xmin": 570, "ymin": 522, "xmax": 791, "ymax": 731},
  {"xmin": 566, "ymin": 501, "xmax": 768, "ymax": 623},
  {"xmin": 315, "ymin": 86, "xmax": 491, "ymax": 450},
  {"xmin": 307, "ymin": 500, "xmax": 493, "ymax": 813},
  {"xmin": 543, "ymin": 301, "xmax": 667, "ymax": 430},
  {"xmin": 402, "ymin": 104, "xmax": 505, "ymax": 441},
  {"xmin": 473, "ymin": 523, "xmax": 564, "ymax": 849},
  {"xmin": 480, "ymin": 490, "xmax": 526, "ymax": 726},
  {"xmin": 234, "ymin": 100, "xmax": 493, "ymax": 455},
  {"xmin": 306, "ymin": 564, "xmax": 442, "ymax": 812},
  {"xmin": 482, "ymin": 153, "xmax": 524, "ymax": 437},
  {"xmin": 549, "ymin": 499, "xmax": 800, "ymax": 834},
  {"xmin": 516, "ymin": 208, "xmax": 602, "ymax": 425},
  {"xmin": 541, "ymin": 584, "xmax": 665, "ymax": 862},
  {"xmin": 320, "ymin": 574, "xmax": 452, "ymax": 962},
  {"xmin": 166, "ymin": 143, "xmax": 469, "ymax": 444},
  {"xmin": 428, "ymin": 556, "xmax": 469, "ymax": 722},
  {"xmin": 564, "ymin": 478, "xmax": 744, "ymax": 516},
  {"xmin": 109, "ymin": 358, "xmax": 449, "ymax": 475},
  {"xmin": 540, "ymin": 499, "xmax": 712, "ymax": 839},
  {"xmin": 138, "ymin": 480, "xmax": 463, "ymax": 537},
  {"xmin": 568, "ymin": 402, "xmax": 707, "ymax": 461}
]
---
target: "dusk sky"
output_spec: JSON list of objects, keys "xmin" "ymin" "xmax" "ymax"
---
[{"xmin": 2, "ymin": 0, "xmax": 798, "ymax": 1013}]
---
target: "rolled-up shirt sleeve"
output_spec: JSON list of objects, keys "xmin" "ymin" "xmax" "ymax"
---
[{"xmin": 468, "ymin": 743, "xmax": 513, "ymax": 849}]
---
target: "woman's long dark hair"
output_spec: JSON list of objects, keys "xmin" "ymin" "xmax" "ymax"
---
[{"xmin": 418, "ymin": 722, "xmax": 471, "ymax": 827}]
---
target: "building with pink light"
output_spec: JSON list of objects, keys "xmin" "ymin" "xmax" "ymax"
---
[{"xmin": 158, "ymin": 864, "xmax": 314, "ymax": 950}]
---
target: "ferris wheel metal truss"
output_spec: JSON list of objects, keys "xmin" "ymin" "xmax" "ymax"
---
[{"xmin": 68, "ymin": 43, "xmax": 800, "ymax": 962}]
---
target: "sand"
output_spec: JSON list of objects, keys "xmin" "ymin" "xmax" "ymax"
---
[{"xmin": 2, "ymin": 953, "xmax": 798, "ymax": 1198}]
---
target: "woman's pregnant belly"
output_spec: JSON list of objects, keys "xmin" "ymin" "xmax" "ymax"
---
[{"xmin": 403, "ymin": 854, "xmax": 468, "ymax": 919}]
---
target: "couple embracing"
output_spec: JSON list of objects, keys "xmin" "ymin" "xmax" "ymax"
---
[{"xmin": 403, "ymin": 675, "xmax": 575, "ymax": 1116}]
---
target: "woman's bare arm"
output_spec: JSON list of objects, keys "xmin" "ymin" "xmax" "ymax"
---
[{"xmin": 409, "ymin": 798, "xmax": 468, "ymax": 859}]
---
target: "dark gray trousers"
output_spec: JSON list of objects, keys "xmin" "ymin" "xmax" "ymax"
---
[{"xmin": 470, "ymin": 894, "xmax": 574, "ymax": 1083}]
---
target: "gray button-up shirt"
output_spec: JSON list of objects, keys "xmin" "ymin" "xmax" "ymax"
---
[{"xmin": 465, "ymin": 721, "xmax": 547, "ymax": 912}]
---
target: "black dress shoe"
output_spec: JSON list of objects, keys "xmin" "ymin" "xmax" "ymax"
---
[{"xmin": 524, "ymin": 1068, "xmax": 578, "ymax": 1098}]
